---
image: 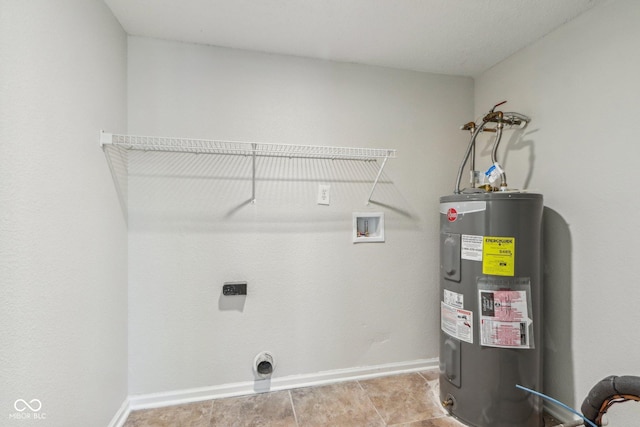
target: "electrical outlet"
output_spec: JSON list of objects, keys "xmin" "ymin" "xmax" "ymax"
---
[{"xmin": 317, "ymin": 184, "xmax": 330, "ymax": 205}]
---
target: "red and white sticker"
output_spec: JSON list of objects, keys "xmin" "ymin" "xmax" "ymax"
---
[{"xmin": 447, "ymin": 208, "xmax": 458, "ymax": 222}]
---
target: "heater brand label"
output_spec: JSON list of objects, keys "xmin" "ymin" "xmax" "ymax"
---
[
  {"xmin": 482, "ymin": 236, "xmax": 515, "ymax": 276},
  {"xmin": 439, "ymin": 201, "xmax": 486, "ymax": 222},
  {"xmin": 446, "ymin": 208, "xmax": 458, "ymax": 222}
]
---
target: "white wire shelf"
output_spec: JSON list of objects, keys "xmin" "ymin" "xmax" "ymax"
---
[
  {"xmin": 101, "ymin": 133, "xmax": 396, "ymax": 161},
  {"xmin": 100, "ymin": 131, "xmax": 396, "ymax": 218}
]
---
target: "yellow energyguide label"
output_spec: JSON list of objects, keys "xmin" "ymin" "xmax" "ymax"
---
[{"xmin": 482, "ymin": 237, "xmax": 515, "ymax": 276}]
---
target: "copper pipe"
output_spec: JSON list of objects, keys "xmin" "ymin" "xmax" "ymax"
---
[{"xmin": 483, "ymin": 110, "xmax": 504, "ymax": 123}]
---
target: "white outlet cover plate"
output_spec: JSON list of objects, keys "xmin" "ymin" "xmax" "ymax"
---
[{"xmin": 317, "ymin": 184, "xmax": 330, "ymax": 205}]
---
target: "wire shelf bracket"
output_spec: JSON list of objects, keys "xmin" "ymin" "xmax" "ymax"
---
[{"xmin": 100, "ymin": 131, "xmax": 396, "ymax": 213}]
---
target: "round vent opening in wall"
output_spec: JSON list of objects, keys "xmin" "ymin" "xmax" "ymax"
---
[{"xmin": 253, "ymin": 351, "xmax": 274, "ymax": 380}]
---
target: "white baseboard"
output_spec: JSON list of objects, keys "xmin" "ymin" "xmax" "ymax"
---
[
  {"xmin": 108, "ymin": 398, "xmax": 131, "ymax": 427},
  {"xmin": 127, "ymin": 358, "xmax": 438, "ymax": 412},
  {"xmin": 115, "ymin": 359, "xmax": 578, "ymax": 427}
]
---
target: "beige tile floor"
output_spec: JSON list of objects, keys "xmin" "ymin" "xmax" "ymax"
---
[{"xmin": 124, "ymin": 370, "xmax": 560, "ymax": 427}]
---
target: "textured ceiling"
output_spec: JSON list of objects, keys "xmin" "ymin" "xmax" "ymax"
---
[{"xmin": 104, "ymin": 0, "xmax": 605, "ymax": 76}]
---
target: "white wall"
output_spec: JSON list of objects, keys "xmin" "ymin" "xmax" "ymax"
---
[
  {"xmin": 475, "ymin": 0, "xmax": 640, "ymax": 423},
  {"xmin": 0, "ymin": 1, "xmax": 128, "ymax": 426},
  {"xmin": 126, "ymin": 37, "xmax": 473, "ymax": 394}
]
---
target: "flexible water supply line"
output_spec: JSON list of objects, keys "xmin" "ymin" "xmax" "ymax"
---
[
  {"xmin": 454, "ymin": 121, "xmax": 487, "ymax": 194},
  {"xmin": 468, "ymin": 124, "xmax": 476, "ymax": 188},
  {"xmin": 455, "ymin": 101, "xmax": 506, "ymax": 193},
  {"xmin": 459, "ymin": 121, "xmax": 479, "ymax": 189},
  {"xmin": 491, "ymin": 119, "xmax": 507, "ymax": 189}
]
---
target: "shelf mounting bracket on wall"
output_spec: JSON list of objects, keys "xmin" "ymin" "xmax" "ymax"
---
[
  {"xmin": 251, "ymin": 143, "xmax": 257, "ymax": 204},
  {"xmin": 100, "ymin": 131, "xmax": 396, "ymax": 214}
]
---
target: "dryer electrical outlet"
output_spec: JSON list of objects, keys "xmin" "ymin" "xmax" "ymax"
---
[{"xmin": 223, "ymin": 282, "xmax": 247, "ymax": 296}]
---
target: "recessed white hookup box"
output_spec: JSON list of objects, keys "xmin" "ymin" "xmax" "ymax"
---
[{"xmin": 353, "ymin": 212, "xmax": 385, "ymax": 243}]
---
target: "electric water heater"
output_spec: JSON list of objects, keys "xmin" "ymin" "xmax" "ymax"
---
[
  {"xmin": 439, "ymin": 192, "xmax": 543, "ymax": 427},
  {"xmin": 439, "ymin": 102, "xmax": 543, "ymax": 427}
]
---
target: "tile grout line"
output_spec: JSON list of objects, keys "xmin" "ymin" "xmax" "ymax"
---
[
  {"xmin": 206, "ymin": 399, "xmax": 215, "ymax": 424},
  {"xmin": 288, "ymin": 390, "xmax": 300, "ymax": 427},
  {"xmin": 356, "ymin": 380, "xmax": 388, "ymax": 426}
]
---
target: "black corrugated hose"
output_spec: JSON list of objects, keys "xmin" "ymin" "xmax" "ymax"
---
[{"xmin": 580, "ymin": 375, "xmax": 640, "ymax": 426}]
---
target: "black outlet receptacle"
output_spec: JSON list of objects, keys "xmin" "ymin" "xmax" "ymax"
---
[{"xmin": 223, "ymin": 282, "xmax": 247, "ymax": 296}]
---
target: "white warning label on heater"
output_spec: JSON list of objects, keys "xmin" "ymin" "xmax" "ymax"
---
[
  {"xmin": 479, "ymin": 290, "xmax": 531, "ymax": 348},
  {"xmin": 461, "ymin": 234, "xmax": 483, "ymax": 261},
  {"xmin": 441, "ymin": 302, "xmax": 473, "ymax": 344}
]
